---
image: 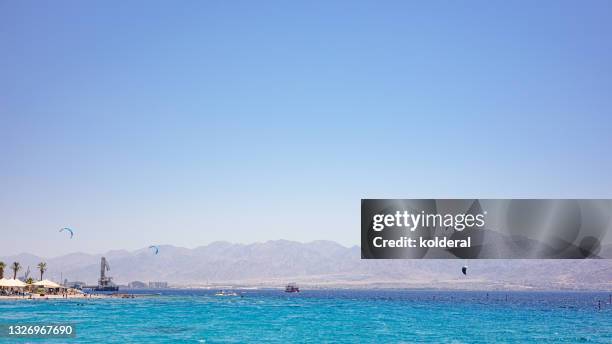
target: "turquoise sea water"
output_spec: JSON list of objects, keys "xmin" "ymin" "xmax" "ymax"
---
[{"xmin": 1, "ymin": 290, "xmax": 611, "ymax": 343}]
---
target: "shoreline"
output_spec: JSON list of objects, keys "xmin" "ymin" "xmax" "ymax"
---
[
  {"xmin": 1, "ymin": 289, "xmax": 609, "ymax": 302},
  {"xmin": 0, "ymin": 294, "xmax": 108, "ymax": 300},
  {"xmin": 121, "ymin": 286, "xmax": 612, "ymax": 293},
  {"xmin": 0, "ymin": 293, "xmax": 156, "ymax": 300}
]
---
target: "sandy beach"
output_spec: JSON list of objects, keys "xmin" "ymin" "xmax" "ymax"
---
[
  {"xmin": 0, "ymin": 294, "xmax": 107, "ymax": 300},
  {"xmin": 0, "ymin": 293, "xmax": 142, "ymax": 300}
]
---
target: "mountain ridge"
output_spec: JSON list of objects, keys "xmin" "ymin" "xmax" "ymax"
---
[{"xmin": 1, "ymin": 240, "xmax": 610, "ymax": 291}]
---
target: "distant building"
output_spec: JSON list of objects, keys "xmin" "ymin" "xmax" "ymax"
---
[
  {"xmin": 148, "ymin": 281, "xmax": 168, "ymax": 289},
  {"xmin": 128, "ymin": 281, "xmax": 147, "ymax": 289}
]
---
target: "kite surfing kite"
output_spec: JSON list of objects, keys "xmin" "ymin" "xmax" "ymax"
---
[
  {"xmin": 149, "ymin": 245, "xmax": 159, "ymax": 255},
  {"xmin": 59, "ymin": 227, "xmax": 74, "ymax": 239},
  {"xmin": 461, "ymin": 265, "xmax": 468, "ymax": 275}
]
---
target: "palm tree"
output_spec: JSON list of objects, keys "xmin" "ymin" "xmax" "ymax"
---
[
  {"xmin": 37, "ymin": 262, "xmax": 47, "ymax": 281},
  {"xmin": 25, "ymin": 277, "xmax": 35, "ymax": 293},
  {"xmin": 0, "ymin": 261, "xmax": 5, "ymax": 279},
  {"xmin": 11, "ymin": 262, "xmax": 21, "ymax": 280}
]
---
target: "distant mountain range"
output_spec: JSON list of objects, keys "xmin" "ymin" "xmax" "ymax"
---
[{"xmin": 1, "ymin": 240, "xmax": 611, "ymax": 290}]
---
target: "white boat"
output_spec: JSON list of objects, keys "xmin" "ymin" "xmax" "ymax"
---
[{"xmin": 215, "ymin": 290, "xmax": 238, "ymax": 296}]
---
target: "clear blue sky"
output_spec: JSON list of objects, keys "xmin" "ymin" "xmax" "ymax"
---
[{"xmin": 1, "ymin": 1, "xmax": 611, "ymax": 257}]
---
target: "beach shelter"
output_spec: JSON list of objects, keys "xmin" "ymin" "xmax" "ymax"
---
[
  {"xmin": 0, "ymin": 278, "xmax": 27, "ymax": 288},
  {"xmin": 0, "ymin": 278, "xmax": 11, "ymax": 288},
  {"xmin": 9, "ymin": 279, "xmax": 27, "ymax": 288},
  {"xmin": 33, "ymin": 280, "xmax": 64, "ymax": 288}
]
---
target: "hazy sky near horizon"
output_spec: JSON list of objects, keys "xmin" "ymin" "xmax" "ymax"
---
[{"xmin": 1, "ymin": 1, "xmax": 612, "ymax": 257}]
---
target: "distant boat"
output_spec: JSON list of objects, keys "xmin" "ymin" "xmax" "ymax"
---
[
  {"xmin": 94, "ymin": 285, "xmax": 119, "ymax": 292},
  {"xmin": 215, "ymin": 290, "xmax": 238, "ymax": 296},
  {"xmin": 284, "ymin": 283, "xmax": 300, "ymax": 293}
]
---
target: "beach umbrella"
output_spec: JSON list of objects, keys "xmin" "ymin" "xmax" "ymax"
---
[
  {"xmin": 0, "ymin": 278, "xmax": 11, "ymax": 287},
  {"xmin": 10, "ymin": 279, "xmax": 27, "ymax": 287},
  {"xmin": 0, "ymin": 279, "xmax": 27, "ymax": 288},
  {"xmin": 33, "ymin": 279, "xmax": 63, "ymax": 288}
]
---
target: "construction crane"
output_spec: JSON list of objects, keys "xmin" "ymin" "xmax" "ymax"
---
[{"xmin": 94, "ymin": 257, "xmax": 118, "ymax": 291}]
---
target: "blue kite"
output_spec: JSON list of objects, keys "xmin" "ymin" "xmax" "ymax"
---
[{"xmin": 59, "ymin": 227, "xmax": 74, "ymax": 239}]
